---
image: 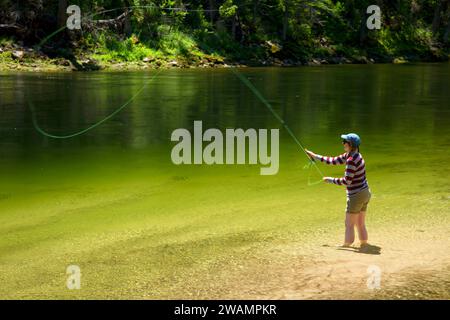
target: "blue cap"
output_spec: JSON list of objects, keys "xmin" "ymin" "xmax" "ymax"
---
[{"xmin": 340, "ymin": 133, "xmax": 361, "ymax": 147}]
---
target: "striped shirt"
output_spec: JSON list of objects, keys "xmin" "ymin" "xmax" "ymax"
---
[{"xmin": 316, "ymin": 152, "xmax": 368, "ymax": 196}]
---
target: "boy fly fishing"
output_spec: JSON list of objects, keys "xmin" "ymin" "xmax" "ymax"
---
[
  {"xmin": 306, "ymin": 133, "xmax": 371, "ymax": 249},
  {"xmin": 221, "ymin": 67, "xmax": 373, "ymax": 250}
]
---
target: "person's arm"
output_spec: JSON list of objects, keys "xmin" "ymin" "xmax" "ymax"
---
[
  {"xmin": 323, "ymin": 157, "xmax": 356, "ymax": 185},
  {"xmin": 305, "ymin": 149, "xmax": 347, "ymax": 165}
]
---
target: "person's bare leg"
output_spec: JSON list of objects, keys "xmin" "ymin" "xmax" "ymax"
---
[
  {"xmin": 356, "ymin": 211, "xmax": 368, "ymax": 246},
  {"xmin": 344, "ymin": 213, "xmax": 358, "ymax": 246}
]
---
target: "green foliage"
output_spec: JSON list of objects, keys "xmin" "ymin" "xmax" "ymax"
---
[
  {"xmin": 0, "ymin": 51, "xmax": 11, "ymax": 62},
  {"xmin": 88, "ymin": 28, "xmax": 205, "ymax": 63},
  {"xmin": 0, "ymin": 0, "xmax": 449, "ymax": 63},
  {"xmin": 322, "ymin": 1, "xmax": 351, "ymax": 44},
  {"xmin": 219, "ymin": 0, "xmax": 238, "ymax": 18},
  {"xmin": 0, "ymin": 37, "xmax": 14, "ymax": 47}
]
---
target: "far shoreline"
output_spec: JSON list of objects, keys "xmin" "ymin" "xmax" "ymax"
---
[{"xmin": 1, "ymin": 56, "xmax": 449, "ymax": 73}]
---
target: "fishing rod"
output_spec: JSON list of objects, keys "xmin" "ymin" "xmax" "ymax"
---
[
  {"xmin": 199, "ymin": 36, "xmax": 325, "ymax": 179},
  {"xmin": 230, "ymin": 68, "xmax": 324, "ymax": 178}
]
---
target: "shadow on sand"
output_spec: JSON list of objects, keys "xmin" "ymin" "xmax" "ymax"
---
[{"xmin": 336, "ymin": 244, "xmax": 382, "ymax": 255}]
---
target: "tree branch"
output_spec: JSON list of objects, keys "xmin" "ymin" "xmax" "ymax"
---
[
  {"xmin": 94, "ymin": 10, "xmax": 132, "ymax": 24},
  {"xmin": 0, "ymin": 24, "xmax": 21, "ymax": 29}
]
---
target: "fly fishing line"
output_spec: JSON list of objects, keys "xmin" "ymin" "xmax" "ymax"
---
[
  {"xmin": 30, "ymin": 6, "xmax": 221, "ymax": 139},
  {"xmin": 30, "ymin": 6, "xmax": 324, "ymax": 183},
  {"xmin": 28, "ymin": 68, "xmax": 163, "ymax": 139}
]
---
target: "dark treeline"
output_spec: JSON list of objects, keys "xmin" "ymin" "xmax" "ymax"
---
[{"xmin": 1, "ymin": 1, "xmax": 450, "ymax": 67}]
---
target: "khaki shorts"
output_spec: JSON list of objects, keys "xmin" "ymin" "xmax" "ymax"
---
[{"xmin": 346, "ymin": 187, "xmax": 371, "ymax": 214}]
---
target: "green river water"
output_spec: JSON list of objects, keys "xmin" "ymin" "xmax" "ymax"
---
[{"xmin": 0, "ymin": 64, "xmax": 449, "ymax": 298}]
